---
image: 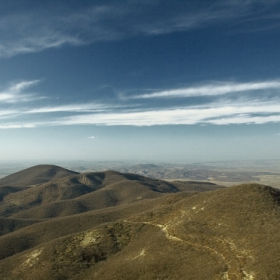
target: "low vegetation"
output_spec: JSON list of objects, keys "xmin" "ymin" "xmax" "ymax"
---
[{"xmin": 0, "ymin": 165, "xmax": 280, "ymax": 279}]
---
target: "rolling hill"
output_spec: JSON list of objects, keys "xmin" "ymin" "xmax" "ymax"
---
[
  {"xmin": 0, "ymin": 165, "xmax": 280, "ymax": 279},
  {"xmin": 0, "ymin": 167, "xmax": 221, "ymax": 218},
  {"xmin": 0, "ymin": 164, "xmax": 79, "ymax": 188}
]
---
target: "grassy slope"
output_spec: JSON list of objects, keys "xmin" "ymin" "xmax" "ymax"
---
[{"xmin": 0, "ymin": 184, "xmax": 280, "ymax": 279}]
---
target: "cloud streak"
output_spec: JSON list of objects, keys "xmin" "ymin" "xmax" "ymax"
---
[
  {"xmin": 0, "ymin": 80, "xmax": 41, "ymax": 103},
  {"xmin": 2, "ymin": 101, "xmax": 280, "ymax": 128},
  {"xmin": 0, "ymin": 0, "xmax": 279, "ymax": 57},
  {"xmin": 27, "ymin": 104, "xmax": 110, "ymax": 114},
  {"xmin": 2, "ymin": 78, "xmax": 280, "ymax": 128},
  {"xmin": 49, "ymin": 102, "xmax": 280, "ymax": 126},
  {"xmin": 131, "ymin": 80, "xmax": 280, "ymax": 99}
]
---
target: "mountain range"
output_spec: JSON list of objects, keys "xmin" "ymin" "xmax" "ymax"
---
[{"xmin": 0, "ymin": 164, "xmax": 279, "ymax": 279}]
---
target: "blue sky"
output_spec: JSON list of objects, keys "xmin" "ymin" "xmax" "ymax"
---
[{"xmin": 1, "ymin": 0, "xmax": 280, "ymax": 162}]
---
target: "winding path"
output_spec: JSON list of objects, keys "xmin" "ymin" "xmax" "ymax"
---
[{"xmin": 138, "ymin": 213, "xmax": 254, "ymax": 280}]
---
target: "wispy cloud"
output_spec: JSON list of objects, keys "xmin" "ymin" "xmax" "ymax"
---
[
  {"xmin": 27, "ymin": 103, "xmax": 109, "ymax": 114},
  {"xmin": 130, "ymin": 80, "xmax": 280, "ymax": 99},
  {"xmin": 48, "ymin": 102, "xmax": 280, "ymax": 126},
  {"xmin": 0, "ymin": 123, "xmax": 36, "ymax": 129},
  {"xmin": 0, "ymin": 102, "xmax": 127, "ymax": 122},
  {"xmin": 2, "ymin": 78, "xmax": 280, "ymax": 128},
  {"xmin": 0, "ymin": 80, "xmax": 41, "ymax": 103},
  {"xmin": 0, "ymin": 5, "xmax": 117, "ymax": 57},
  {"xmin": 0, "ymin": 0, "xmax": 279, "ymax": 57},
  {"xmin": 3, "ymin": 101, "xmax": 280, "ymax": 128}
]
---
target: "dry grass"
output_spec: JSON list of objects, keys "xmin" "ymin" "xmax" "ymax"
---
[{"xmin": 1, "ymin": 166, "xmax": 280, "ymax": 279}]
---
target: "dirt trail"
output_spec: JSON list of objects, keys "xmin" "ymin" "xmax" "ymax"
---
[{"xmin": 139, "ymin": 212, "xmax": 254, "ymax": 280}]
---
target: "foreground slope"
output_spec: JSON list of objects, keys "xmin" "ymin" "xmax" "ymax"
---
[
  {"xmin": 0, "ymin": 182, "xmax": 280, "ymax": 279},
  {"xmin": 0, "ymin": 192, "xmax": 194, "ymax": 261}
]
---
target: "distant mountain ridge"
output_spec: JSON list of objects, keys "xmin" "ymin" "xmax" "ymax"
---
[{"xmin": 0, "ymin": 166, "xmax": 222, "ymax": 218}]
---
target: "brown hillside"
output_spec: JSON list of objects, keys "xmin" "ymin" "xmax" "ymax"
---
[
  {"xmin": 0, "ymin": 218, "xmax": 40, "ymax": 236},
  {"xmin": 0, "ymin": 186, "xmax": 22, "ymax": 201},
  {"xmin": 0, "ymin": 170, "xmax": 222, "ymax": 218},
  {"xmin": 0, "ymin": 183, "xmax": 280, "ymax": 279},
  {"xmin": 9, "ymin": 180, "xmax": 162, "ymax": 219},
  {"xmin": 0, "ymin": 192, "xmax": 194, "ymax": 261},
  {"xmin": 0, "ymin": 164, "xmax": 78, "ymax": 188}
]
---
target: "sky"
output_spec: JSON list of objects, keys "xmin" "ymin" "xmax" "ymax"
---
[{"xmin": 1, "ymin": 0, "xmax": 280, "ymax": 163}]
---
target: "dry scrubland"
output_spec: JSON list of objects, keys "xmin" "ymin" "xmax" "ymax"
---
[{"xmin": 0, "ymin": 165, "xmax": 280, "ymax": 279}]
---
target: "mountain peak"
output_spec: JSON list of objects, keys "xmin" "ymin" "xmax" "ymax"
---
[{"xmin": 0, "ymin": 164, "xmax": 79, "ymax": 188}]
